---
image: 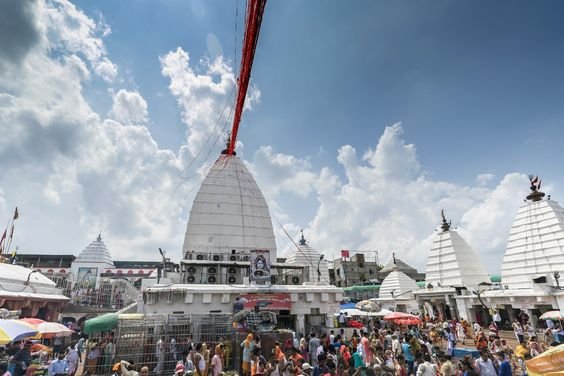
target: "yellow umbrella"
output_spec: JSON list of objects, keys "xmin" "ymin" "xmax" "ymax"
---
[{"xmin": 525, "ymin": 343, "xmax": 564, "ymax": 376}]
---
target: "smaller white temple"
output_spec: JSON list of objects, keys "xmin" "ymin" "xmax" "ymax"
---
[
  {"xmin": 414, "ymin": 210, "xmax": 490, "ymax": 320},
  {"xmin": 377, "ymin": 254, "xmax": 419, "ymax": 313},
  {"xmin": 284, "ymin": 231, "xmax": 329, "ymax": 284},
  {"xmin": 70, "ymin": 234, "xmax": 115, "ymax": 288}
]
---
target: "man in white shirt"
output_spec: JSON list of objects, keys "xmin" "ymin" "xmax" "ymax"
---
[
  {"xmin": 493, "ymin": 311, "xmax": 502, "ymax": 330},
  {"xmin": 474, "ymin": 351, "xmax": 497, "ymax": 376},
  {"xmin": 338, "ymin": 313, "xmax": 347, "ymax": 327},
  {"xmin": 391, "ymin": 335, "xmax": 401, "ymax": 357}
]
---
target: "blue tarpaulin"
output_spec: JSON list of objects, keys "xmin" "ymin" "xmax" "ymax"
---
[{"xmin": 340, "ymin": 303, "xmax": 356, "ymax": 309}]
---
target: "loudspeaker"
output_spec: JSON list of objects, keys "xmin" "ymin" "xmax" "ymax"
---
[{"xmin": 533, "ymin": 276, "xmax": 547, "ymax": 284}]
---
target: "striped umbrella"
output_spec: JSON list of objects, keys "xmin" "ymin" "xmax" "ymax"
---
[
  {"xmin": 36, "ymin": 322, "xmax": 73, "ymax": 338},
  {"xmin": 0, "ymin": 319, "xmax": 38, "ymax": 345}
]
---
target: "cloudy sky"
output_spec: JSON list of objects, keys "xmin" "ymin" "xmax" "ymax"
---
[{"xmin": 1, "ymin": 0, "xmax": 563, "ymax": 273}]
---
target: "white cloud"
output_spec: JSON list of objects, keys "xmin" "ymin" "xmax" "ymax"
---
[
  {"xmin": 109, "ymin": 89, "xmax": 149, "ymax": 124},
  {"xmin": 94, "ymin": 57, "xmax": 118, "ymax": 83},
  {"xmin": 248, "ymin": 124, "xmax": 532, "ymax": 274},
  {"xmin": 0, "ymin": 0, "xmax": 190, "ymax": 259},
  {"xmin": 42, "ymin": 0, "xmax": 118, "ymax": 82},
  {"xmin": 476, "ymin": 173, "xmax": 495, "ymax": 186},
  {"xmin": 160, "ymin": 48, "xmax": 260, "ymax": 159}
]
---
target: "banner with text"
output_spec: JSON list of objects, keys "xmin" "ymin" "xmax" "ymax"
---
[{"xmin": 241, "ymin": 293, "xmax": 292, "ymax": 311}]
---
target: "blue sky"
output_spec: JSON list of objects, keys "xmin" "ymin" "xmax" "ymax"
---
[
  {"xmin": 76, "ymin": 0, "xmax": 564, "ymax": 185},
  {"xmin": 1, "ymin": 0, "xmax": 564, "ymax": 272}
]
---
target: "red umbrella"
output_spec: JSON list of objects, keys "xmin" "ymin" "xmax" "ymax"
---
[
  {"xmin": 383, "ymin": 312, "xmax": 422, "ymax": 325},
  {"xmin": 383, "ymin": 312, "xmax": 414, "ymax": 320},
  {"xmin": 395, "ymin": 317, "xmax": 422, "ymax": 325}
]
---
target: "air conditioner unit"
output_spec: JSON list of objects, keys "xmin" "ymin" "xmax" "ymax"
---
[
  {"xmin": 208, "ymin": 267, "xmax": 217, "ymax": 274},
  {"xmin": 242, "ymin": 255, "xmax": 249, "ymax": 262},
  {"xmin": 229, "ymin": 254, "xmax": 239, "ymax": 262},
  {"xmin": 196, "ymin": 254, "xmax": 205, "ymax": 261},
  {"xmin": 187, "ymin": 266, "xmax": 197, "ymax": 274},
  {"xmin": 212, "ymin": 254, "xmax": 222, "ymax": 262},
  {"xmin": 187, "ymin": 275, "xmax": 196, "ymax": 284},
  {"xmin": 207, "ymin": 275, "xmax": 217, "ymax": 284},
  {"xmin": 228, "ymin": 275, "xmax": 241, "ymax": 284},
  {"xmin": 290, "ymin": 275, "xmax": 302, "ymax": 285},
  {"xmin": 228, "ymin": 267, "xmax": 237, "ymax": 274}
]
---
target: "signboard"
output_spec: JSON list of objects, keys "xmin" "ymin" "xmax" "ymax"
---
[
  {"xmin": 77, "ymin": 267, "xmax": 98, "ymax": 289},
  {"xmin": 241, "ymin": 293, "xmax": 291, "ymax": 311},
  {"xmin": 249, "ymin": 249, "xmax": 271, "ymax": 282}
]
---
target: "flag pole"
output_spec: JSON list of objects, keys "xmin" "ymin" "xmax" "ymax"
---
[{"xmin": 4, "ymin": 208, "xmax": 18, "ymax": 259}]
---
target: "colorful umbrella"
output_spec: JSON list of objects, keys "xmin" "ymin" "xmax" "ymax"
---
[
  {"xmin": 0, "ymin": 319, "xmax": 38, "ymax": 345},
  {"xmin": 540, "ymin": 310, "xmax": 563, "ymax": 320},
  {"xmin": 19, "ymin": 318, "xmax": 46, "ymax": 326},
  {"xmin": 35, "ymin": 322, "xmax": 73, "ymax": 338}
]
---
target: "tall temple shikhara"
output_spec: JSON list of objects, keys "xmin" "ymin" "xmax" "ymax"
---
[{"xmin": 501, "ymin": 176, "xmax": 564, "ymax": 290}]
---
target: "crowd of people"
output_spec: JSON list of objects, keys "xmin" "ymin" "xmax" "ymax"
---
[
  {"xmin": 243, "ymin": 316, "xmax": 560, "ymax": 376},
  {"xmin": 0, "ymin": 339, "xmax": 82, "ymax": 376}
]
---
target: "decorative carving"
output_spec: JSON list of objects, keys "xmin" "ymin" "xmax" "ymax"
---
[
  {"xmin": 526, "ymin": 175, "xmax": 545, "ymax": 202},
  {"xmin": 440, "ymin": 209, "xmax": 451, "ymax": 232}
]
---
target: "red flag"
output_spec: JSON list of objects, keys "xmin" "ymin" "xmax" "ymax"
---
[
  {"xmin": 13, "ymin": 207, "xmax": 18, "ymax": 220},
  {"xmin": 341, "ymin": 250, "xmax": 350, "ymax": 258}
]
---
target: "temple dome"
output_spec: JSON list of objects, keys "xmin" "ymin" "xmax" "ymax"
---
[
  {"xmin": 501, "ymin": 197, "xmax": 564, "ymax": 290},
  {"xmin": 424, "ymin": 213, "xmax": 489, "ymax": 289},
  {"xmin": 379, "ymin": 268, "xmax": 419, "ymax": 300},
  {"xmin": 183, "ymin": 155, "xmax": 276, "ymax": 257},
  {"xmin": 284, "ymin": 232, "xmax": 329, "ymax": 284},
  {"xmin": 74, "ymin": 234, "xmax": 114, "ymax": 267}
]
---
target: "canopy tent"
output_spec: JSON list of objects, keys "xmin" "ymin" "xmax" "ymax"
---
[
  {"xmin": 340, "ymin": 303, "xmax": 356, "ymax": 310},
  {"xmin": 336, "ymin": 308, "xmax": 387, "ymax": 317},
  {"xmin": 374, "ymin": 308, "xmax": 393, "ymax": 317},
  {"xmin": 84, "ymin": 313, "xmax": 144, "ymax": 335},
  {"xmin": 84, "ymin": 313, "xmax": 119, "ymax": 335}
]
